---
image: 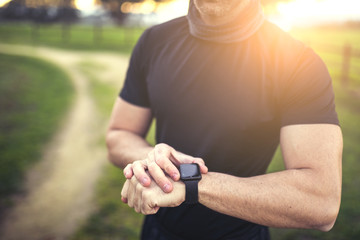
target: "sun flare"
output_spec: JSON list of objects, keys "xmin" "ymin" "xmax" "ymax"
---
[
  {"xmin": 272, "ymin": 0, "xmax": 360, "ymax": 31},
  {"xmin": 0, "ymin": 0, "xmax": 11, "ymax": 7},
  {"xmin": 75, "ymin": 0, "xmax": 96, "ymax": 10}
]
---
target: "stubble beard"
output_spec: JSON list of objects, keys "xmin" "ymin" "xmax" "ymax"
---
[{"xmin": 193, "ymin": 0, "xmax": 244, "ymax": 18}]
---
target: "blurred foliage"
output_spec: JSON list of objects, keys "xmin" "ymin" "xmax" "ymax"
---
[
  {"xmin": 98, "ymin": 0, "xmax": 168, "ymax": 23},
  {"xmin": 0, "ymin": 53, "xmax": 74, "ymax": 211},
  {"xmin": 2, "ymin": 0, "xmax": 80, "ymax": 23},
  {"xmin": 0, "ymin": 23, "xmax": 144, "ymax": 54}
]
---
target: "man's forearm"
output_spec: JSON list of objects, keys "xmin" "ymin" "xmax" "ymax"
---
[
  {"xmin": 106, "ymin": 129, "xmax": 153, "ymax": 169},
  {"xmin": 199, "ymin": 170, "xmax": 341, "ymax": 231}
]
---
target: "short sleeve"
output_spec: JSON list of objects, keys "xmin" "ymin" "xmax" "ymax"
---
[
  {"xmin": 119, "ymin": 29, "xmax": 151, "ymax": 108},
  {"xmin": 280, "ymin": 48, "xmax": 339, "ymax": 126}
]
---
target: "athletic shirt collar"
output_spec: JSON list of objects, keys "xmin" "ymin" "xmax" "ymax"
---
[{"xmin": 187, "ymin": 0, "xmax": 265, "ymax": 43}]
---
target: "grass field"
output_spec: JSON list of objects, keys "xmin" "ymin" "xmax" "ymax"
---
[
  {"xmin": 0, "ymin": 53, "xmax": 74, "ymax": 211},
  {"xmin": 1, "ymin": 23, "xmax": 359, "ymax": 239}
]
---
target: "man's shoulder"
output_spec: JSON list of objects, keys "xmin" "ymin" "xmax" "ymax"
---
[
  {"xmin": 255, "ymin": 20, "xmax": 321, "ymax": 69},
  {"xmin": 258, "ymin": 20, "xmax": 305, "ymax": 53},
  {"xmin": 254, "ymin": 20, "xmax": 329, "ymax": 85}
]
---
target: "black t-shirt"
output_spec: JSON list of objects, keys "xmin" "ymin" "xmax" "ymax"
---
[{"xmin": 120, "ymin": 17, "xmax": 339, "ymax": 240}]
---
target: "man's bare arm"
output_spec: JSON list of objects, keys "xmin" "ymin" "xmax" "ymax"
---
[
  {"xmin": 106, "ymin": 98, "xmax": 154, "ymax": 169},
  {"xmin": 122, "ymin": 124, "xmax": 342, "ymax": 231},
  {"xmin": 198, "ymin": 124, "xmax": 342, "ymax": 231}
]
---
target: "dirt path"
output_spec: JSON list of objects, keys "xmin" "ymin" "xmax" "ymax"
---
[{"xmin": 0, "ymin": 44, "xmax": 128, "ymax": 240}]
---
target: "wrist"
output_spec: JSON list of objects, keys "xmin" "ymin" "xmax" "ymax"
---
[
  {"xmin": 197, "ymin": 171, "xmax": 213, "ymax": 204},
  {"xmin": 173, "ymin": 180, "xmax": 186, "ymax": 204},
  {"xmin": 180, "ymin": 163, "xmax": 202, "ymax": 204}
]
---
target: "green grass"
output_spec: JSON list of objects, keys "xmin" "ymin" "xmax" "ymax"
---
[
  {"xmin": 0, "ymin": 23, "xmax": 145, "ymax": 54},
  {"xmin": 0, "ymin": 53, "xmax": 74, "ymax": 210}
]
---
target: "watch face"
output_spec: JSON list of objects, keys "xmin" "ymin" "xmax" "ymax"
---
[{"xmin": 180, "ymin": 163, "xmax": 202, "ymax": 181}]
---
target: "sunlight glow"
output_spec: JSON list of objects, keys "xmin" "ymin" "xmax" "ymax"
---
[
  {"xmin": 273, "ymin": 0, "xmax": 360, "ymax": 31},
  {"xmin": 0, "ymin": 0, "xmax": 11, "ymax": 7},
  {"xmin": 121, "ymin": 0, "xmax": 188, "ymax": 23},
  {"xmin": 75, "ymin": 0, "xmax": 96, "ymax": 11},
  {"xmin": 121, "ymin": 0, "xmax": 188, "ymax": 17},
  {"xmin": 156, "ymin": 0, "xmax": 189, "ymax": 19},
  {"xmin": 121, "ymin": 0, "xmax": 157, "ymax": 14}
]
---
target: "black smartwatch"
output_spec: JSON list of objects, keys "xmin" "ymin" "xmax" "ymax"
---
[{"xmin": 180, "ymin": 163, "xmax": 202, "ymax": 205}]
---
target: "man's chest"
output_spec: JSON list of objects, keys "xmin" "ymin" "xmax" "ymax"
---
[{"xmin": 145, "ymin": 43, "xmax": 279, "ymax": 130}]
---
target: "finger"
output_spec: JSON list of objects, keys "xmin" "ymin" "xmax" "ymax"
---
[
  {"xmin": 121, "ymin": 180, "xmax": 129, "ymax": 203},
  {"xmin": 155, "ymin": 152, "xmax": 180, "ymax": 181},
  {"xmin": 147, "ymin": 161, "xmax": 173, "ymax": 193},
  {"xmin": 154, "ymin": 144, "xmax": 180, "ymax": 180},
  {"xmin": 152, "ymin": 206, "xmax": 160, "ymax": 214},
  {"xmin": 141, "ymin": 191, "xmax": 160, "ymax": 215},
  {"xmin": 147, "ymin": 149, "xmax": 174, "ymax": 192},
  {"xmin": 192, "ymin": 158, "xmax": 208, "ymax": 174},
  {"xmin": 127, "ymin": 178, "xmax": 136, "ymax": 208},
  {"xmin": 132, "ymin": 160, "xmax": 151, "ymax": 187},
  {"xmin": 134, "ymin": 180, "xmax": 143, "ymax": 213},
  {"xmin": 144, "ymin": 206, "xmax": 160, "ymax": 215},
  {"xmin": 123, "ymin": 164, "xmax": 133, "ymax": 179},
  {"xmin": 140, "ymin": 202, "xmax": 159, "ymax": 215}
]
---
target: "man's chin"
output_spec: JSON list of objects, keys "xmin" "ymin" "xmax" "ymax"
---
[{"xmin": 194, "ymin": 0, "xmax": 235, "ymax": 18}]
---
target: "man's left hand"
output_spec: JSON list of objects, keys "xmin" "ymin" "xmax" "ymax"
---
[
  {"xmin": 123, "ymin": 143, "xmax": 207, "ymax": 193},
  {"xmin": 121, "ymin": 174, "xmax": 185, "ymax": 215}
]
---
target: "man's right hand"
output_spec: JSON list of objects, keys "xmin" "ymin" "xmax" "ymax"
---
[{"xmin": 123, "ymin": 143, "xmax": 208, "ymax": 193}]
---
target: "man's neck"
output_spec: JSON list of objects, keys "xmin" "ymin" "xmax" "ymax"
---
[{"xmin": 198, "ymin": 0, "xmax": 251, "ymax": 26}]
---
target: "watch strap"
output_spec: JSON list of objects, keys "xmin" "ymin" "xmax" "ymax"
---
[{"xmin": 184, "ymin": 180, "xmax": 199, "ymax": 204}]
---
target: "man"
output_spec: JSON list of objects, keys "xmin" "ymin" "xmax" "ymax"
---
[{"xmin": 106, "ymin": 0, "xmax": 343, "ymax": 239}]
